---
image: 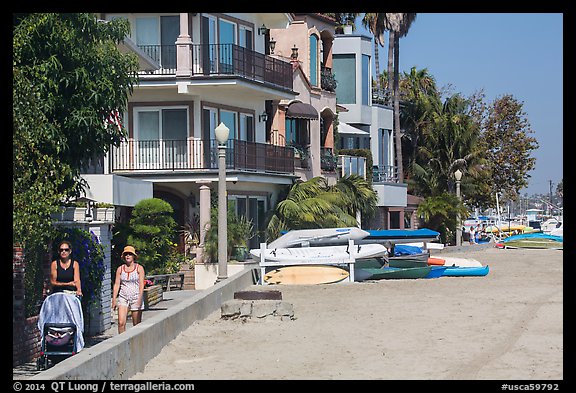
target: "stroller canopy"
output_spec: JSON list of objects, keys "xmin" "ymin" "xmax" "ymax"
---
[{"xmin": 38, "ymin": 293, "xmax": 85, "ymax": 352}]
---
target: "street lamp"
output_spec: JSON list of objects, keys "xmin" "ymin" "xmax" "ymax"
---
[
  {"xmin": 455, "ymin": 169, "xmax": 463, "ymax": 247},
  {"xmin": 215, "ymin": 122, "xmax": 230, "ymax": 282}
]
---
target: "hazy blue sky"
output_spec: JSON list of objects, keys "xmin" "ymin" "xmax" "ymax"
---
[{"xmin": 355, "ymin": 13, "xmax": 563, "ymax": 196}]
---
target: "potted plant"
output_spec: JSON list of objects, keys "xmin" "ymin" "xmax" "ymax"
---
[
  {"xmin": 203, "ymin": 205, "xmax": 254, "ymax": 262},
  {"xmin": 143, "ymin": 279, "xmax": 163, "ymax": 310}
]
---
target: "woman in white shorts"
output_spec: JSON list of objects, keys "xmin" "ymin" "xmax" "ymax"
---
[{"xmin": 112, "ymin": 246, "xmax": 146, "ymax": 334}]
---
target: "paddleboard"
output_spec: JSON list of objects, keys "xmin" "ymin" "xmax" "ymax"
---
[
  {"xmin": 264, "ymin": 265, "xmax": 350, "ymax": 285},
  {"xmin": 427, "ymin": 257, "xmax": 446, "ymax": 266}
]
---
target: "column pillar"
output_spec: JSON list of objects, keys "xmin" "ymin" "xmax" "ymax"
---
[
  {"xmin": 176, "ymin": 13, "xmax": 193, "ymax": 77},
  {"xmin": 197, "ymin": 183, "xmax": 211, "ymax": 263}
]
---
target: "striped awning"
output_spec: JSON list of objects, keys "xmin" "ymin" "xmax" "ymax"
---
[{"xmin": 286, "ymin": 102, "xmax": 318, "ymax": 120}]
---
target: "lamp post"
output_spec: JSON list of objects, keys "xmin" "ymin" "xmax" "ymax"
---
[
  {"xmin": 215, "ymin": 122, "xmax": 230, "ymax": 282},
  {"xmin": 455, "ymin": 169, "xmax": 463, "ymax": 247}
]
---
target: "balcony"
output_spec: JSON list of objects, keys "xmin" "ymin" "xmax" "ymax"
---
[
  {"xmin": 373, "ymin": 165, "xmax": 399, "ymax": 183},
  {"xmin": 110, "ymin": 139, "xmax": 295, "ymax": 174},
  {"xmin": 137, "ymin": 43, "xmax": 293, "ymax": 91}
]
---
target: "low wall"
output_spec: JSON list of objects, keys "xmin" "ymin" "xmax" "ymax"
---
[{"xmin": 30, "ymin": 267, "xmax": 257, "ymax": 380}]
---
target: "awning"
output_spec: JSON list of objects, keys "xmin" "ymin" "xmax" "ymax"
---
[
  {"xmin": 338, "ymin": 122, "xmax": 370, "ymax": 135},
  {"xmin": 286, "ymin": 102, "xmax": 318, "ymax": 120}
]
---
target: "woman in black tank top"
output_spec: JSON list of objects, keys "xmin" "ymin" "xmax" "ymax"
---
[{"xmin": 50, "ymin": 240, "xmax": 83, "ymax": 296}]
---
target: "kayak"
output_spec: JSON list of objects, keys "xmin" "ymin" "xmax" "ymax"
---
[{"xmin": 442, "ymin": 265, "xmax": 490, "ymax": 277}]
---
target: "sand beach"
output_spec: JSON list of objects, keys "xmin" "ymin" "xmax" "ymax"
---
[{"xmin": 131, "ymin": 245, "xmax": 563, "ymax": 380}]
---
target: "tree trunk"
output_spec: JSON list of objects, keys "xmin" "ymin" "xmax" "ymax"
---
[{"xmin": 390, "ymin": 31, "xmax": 404, "ymax": 183}]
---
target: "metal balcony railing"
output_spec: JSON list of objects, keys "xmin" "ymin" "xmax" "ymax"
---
[
  {"xmin": 339, "ymin": 155, "xmax": 366, "ymax": 179},
  {"xmin": 110, "ymin": 139, "xmax": 295, "ymax": 174},
  {"xmin": 372, "ymin": 165, "xmax": 399, "ymax": 183},
  {"xmin": 138, "ymin": 43, "xmax": 293, "ymax": 90}
]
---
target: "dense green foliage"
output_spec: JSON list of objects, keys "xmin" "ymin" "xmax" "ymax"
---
[
  {"xmin": 203, "ymin": 205, "xmax": 254, "ymax": 263},
  {"xmin": 51, "ymin": 227, "xmax": 106, "ymax": 317},
  {"xmin": 266, "ymin": 175, "xmax": 377, "ymax": 241},
  {"xmin": 13, "ymin": 13, "xmax": 139, "ymax": 247},
  {"xmin": 127, "ymin": 198, "xmax": 182, "ymax": 275}
]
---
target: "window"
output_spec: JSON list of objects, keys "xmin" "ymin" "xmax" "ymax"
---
[
  {"xmin": 134, "ymin": 107, "xmax": 188, "ymax": 168},
  {"xmin": 220, "ymin": 110, "xmax": 237, "ymax": 140},
  {"xmin": 333, "ymin": 54, "xmax": 356, "ymax": 104},
  {"xmin": 239, "ymin": 113, "xmax": 255, "ymax": 142},
  {"xmin": 285, "ymin": 118, "xmax": 310, "ymax": 147},
  {"xmin": 135, "ymin": 15, "xmax": 178, "ymax": 70},
  {"xmin": 230, "ymin": 195, "xmax": 267, "ymax": 249},
  {"xmin": 309, "ymin": 34, "xmax": 319, "ymax": 86},
  {"xmin": 362, "ymin": 54, "xmax": 370, "ymax": 105}
]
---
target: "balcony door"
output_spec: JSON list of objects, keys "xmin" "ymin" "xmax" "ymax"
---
[
  {"xmin": 135, "ymin": 107, "xmax": 188, "ymax": 169},
  {"xmin": 135, "ymin": 15, "xmax": 178, "ymax": 71}
]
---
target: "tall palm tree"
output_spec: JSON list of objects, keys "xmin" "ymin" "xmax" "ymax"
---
[
  {"xmin": 385, "ymin": 13, "xmax": 417, "ymax": 184},
  {"xmin": 362, "ymin": 13, "xmax": 388, "ymax": 101},
  {"xmin": 399, "ymin": 67, "xmax": 441, "ymax": 178}
]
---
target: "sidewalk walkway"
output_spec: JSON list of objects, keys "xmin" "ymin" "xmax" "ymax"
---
[{"xmin": 13, "ymin": 289, "xmax": 200, "ymax": 380}]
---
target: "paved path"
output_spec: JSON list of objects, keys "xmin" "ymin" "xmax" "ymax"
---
[{"xmin": 13, "ymin": 289, "xmax": 200, "ymax": 380}]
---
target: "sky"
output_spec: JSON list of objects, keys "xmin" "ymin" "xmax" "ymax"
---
[{"xmin": 355, "ymin": 13, "xmax": 563, "ymax": 196}]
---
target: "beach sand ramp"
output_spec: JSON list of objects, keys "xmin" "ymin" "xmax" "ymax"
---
[{"xmin": 264, "ymin": 265, "xmax": 349, "ymax": 285}]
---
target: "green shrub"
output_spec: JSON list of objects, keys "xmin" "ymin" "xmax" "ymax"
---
[{"xmin": 127, "ymin": 198, "xmax": 180, "ymax": 275}]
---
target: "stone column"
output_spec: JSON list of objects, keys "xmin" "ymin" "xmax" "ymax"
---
[
  {"xmin": 176, "ymin": 13, "xmax": 193, "ymax": 78},
  {"xmin": 197, "ymin": 183, "xmax": 211, "ymax": 264}
]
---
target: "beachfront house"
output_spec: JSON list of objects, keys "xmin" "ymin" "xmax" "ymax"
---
[
  {"xmin": 83, "ymin": 13, "xmax": 298, "ymax": 262},
  {"xmin": 332, "ymin": 26, "xmax": 408, "ymax": 229}
]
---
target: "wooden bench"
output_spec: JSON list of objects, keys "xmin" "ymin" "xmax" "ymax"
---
[
  {"xmin": 146, "ymin": 273, "xmax": 185, "ymax": 291},
  {"xmin": 257, "ymin": 240, "xmax": 357, "ymax": 285}
]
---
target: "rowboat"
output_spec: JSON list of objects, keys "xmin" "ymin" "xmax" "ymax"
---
[
  {"xmin": 442, "ymin": 265, "xmax": 490, "ymax": 277},
  {"xmin": 357, "ymin": 266, "xmax": 432, "ymax": 280}
]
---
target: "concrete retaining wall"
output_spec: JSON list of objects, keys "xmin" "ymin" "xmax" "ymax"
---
[{"xmin": 30, "ymin": 267, "xmax": 257, "ymax": 380}]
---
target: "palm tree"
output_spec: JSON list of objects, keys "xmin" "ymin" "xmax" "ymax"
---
[
  {"xmin": 266, "ymin": 175, "xmax": 377, "ymax": 241},
  {"xmin": 415, "ymin": 93, "xmax": 485, "ymax": 197},
  {"xmin": 385, "ymin": 13, "xmax": 417, "ymax": 184},
  {"xmin": 362, "ymin": 13, "xmax": 388, "ymax": 101},
  {"xmin": 399, "ymin": 67, "xmax": 441, "ymax": 178}
]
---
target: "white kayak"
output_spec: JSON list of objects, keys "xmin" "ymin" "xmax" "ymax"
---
[
  {"xmin": 267, "ymin": 227, "xmax": 370, "ymax": 249},
  {"xmin": 441, "ymin": 256, "xmax": 483, "ymax": 267},
  {"xmin": 250, "ymin": 243, "xmax": 388, "ymax": 264}
]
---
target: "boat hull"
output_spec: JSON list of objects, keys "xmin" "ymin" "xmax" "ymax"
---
[
  {"xmin": 425, "ymin": 266, "xmax": 448, "ymax": 278},
  {"xmin": 442, "ymin": 265, "xmax": 490, "ymax": 277},
  {"xmin": 358, "ymin": 266, "xmax": 432, "ymax": 280},
  {"xmin": 251, "ymin": 243, "xmax": 388, "ymax": 264},
  {"xmin": 388, "ymin": 253, "xmax": 429, "ymax": 268},
  {"xmin": 268, "ymin": 227, "xmax": 370, "ymax": 249}
]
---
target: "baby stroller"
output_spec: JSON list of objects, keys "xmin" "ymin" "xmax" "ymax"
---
[{"xmin": 36, "ymin": 292, "xmax": 85, "ymax": 370}]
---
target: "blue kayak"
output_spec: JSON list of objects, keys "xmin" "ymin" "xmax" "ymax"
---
[
  {"xmin": 425, "ymin": 266, "xmax": 448, "ymax": 279},
  {"xmin": 442, "ymin": 265, "xmax": 490, "ymax": 277}
]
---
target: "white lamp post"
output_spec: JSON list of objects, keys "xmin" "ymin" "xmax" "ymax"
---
[
  {"xmin": 215, "ymin": 122, "xmax": 230, "ymax": 281},
  {"xmin": 455, "ymin": 169, "xmax": 463, "ymax": 247}
]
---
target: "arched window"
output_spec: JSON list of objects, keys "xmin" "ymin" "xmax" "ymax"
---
[{"xmin": 309, "ymin": 34, "xmax": 318, "ymax": 86}]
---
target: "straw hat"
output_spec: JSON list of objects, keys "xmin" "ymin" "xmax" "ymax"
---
[{"xmin": 121, "ymin": 245, "xmax": 138, "ymax": 258}]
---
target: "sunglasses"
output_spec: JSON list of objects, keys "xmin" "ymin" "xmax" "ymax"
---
[
  {"xmin": 124, "ymin": 253, "xmax": 135, "ymax": 257},
  {"xmin": 59, "ymin": 248, "xmax": 70, "ymax": 252}
]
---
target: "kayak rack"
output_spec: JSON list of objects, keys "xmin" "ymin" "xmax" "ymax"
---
[{"xmin": 257, "ymin": 239, "xmax": 358, "ymax": 285}]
